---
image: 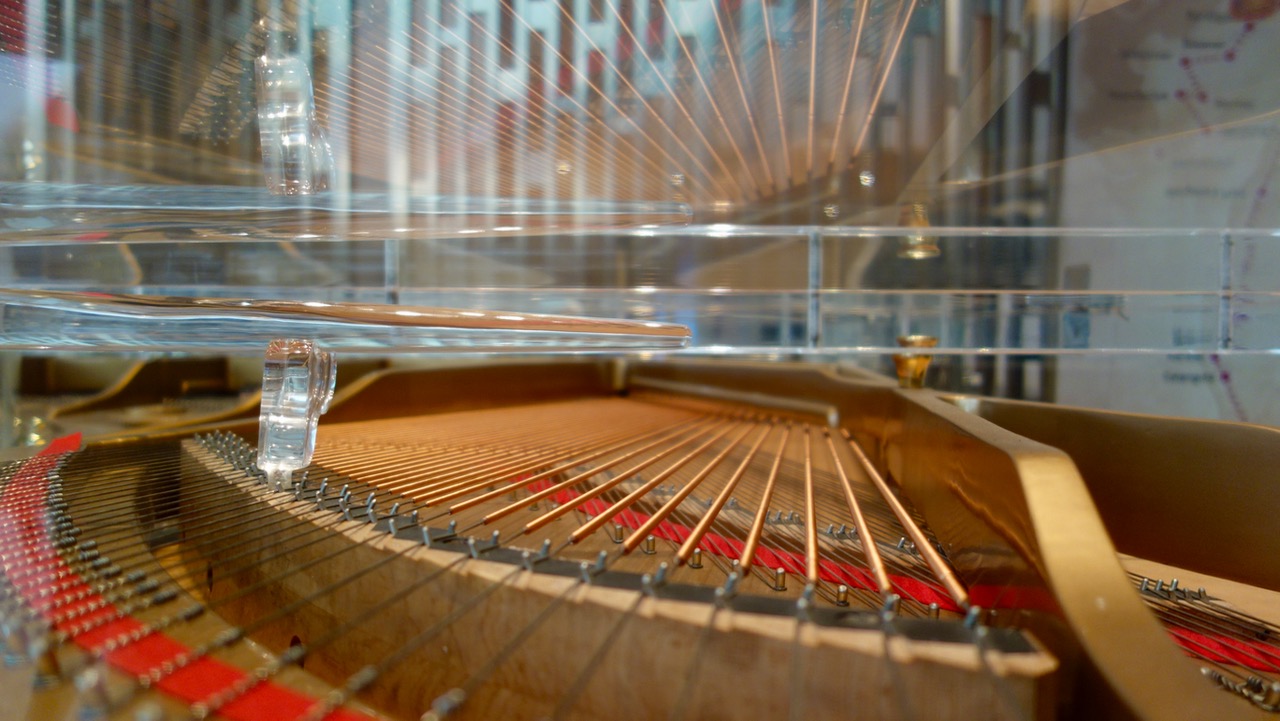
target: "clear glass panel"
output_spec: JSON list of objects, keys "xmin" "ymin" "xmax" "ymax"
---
[
  {"xmin": 0, "ymin": 289, "xmax": 690, "ymax": 352},
  {"xmin": 1, "ymin": 1, "xmax": 1278, "ymax": 424},
  {"xmin": 0, "ymin": 226, "xmax": 1274, "ymax": 357},
  {"xmin": 1, "ymin": 0, "xmax": 1276, "ymax": 227}
]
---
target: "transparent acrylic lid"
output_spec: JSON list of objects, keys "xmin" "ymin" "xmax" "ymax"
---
[
  {"xmin": 0, "ymin": 182, "xmax": 692, "ymax": 239},
  {"xmin": 0, "ymin": 289, "xmax": 689, "ymax": 353},
  {"xmin": 1, "ymin": 0, "xmax": 1279, "ymax": 425},
  {"xmin": 2, "ymin": 1, "xmax": 1276, "ymax": 228},
  {"xmin": 0, "ymin": 224, "xmax": 1273, "ymax": 357}
]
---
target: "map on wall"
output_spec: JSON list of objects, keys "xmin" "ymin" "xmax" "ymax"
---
[{"xmin": 1056, "ymin": 0, "xmax": 1280, "ymax": 424}]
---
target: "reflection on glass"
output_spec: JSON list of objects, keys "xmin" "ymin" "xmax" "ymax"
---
[
  {"xmin": 0, "ymin": 1, "xmax": 1277, "ymax": 425},
  {"xmin": 256, "ymin": 52, "xmax": 333, "ymax": 195}
]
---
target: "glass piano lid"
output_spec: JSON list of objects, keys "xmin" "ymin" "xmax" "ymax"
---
[
  {"xmin": 0, "ymin": 225, "xmax": 1275, "ymax": 358},
  {"xmin": 0, "ymin": 288, "xmax": 690, "ymax": 353},
  {"xmin": 0, "ymin": 182, "xmax": 693, "ymax": 241},
  {"xmin": 1, "ymin": 0, "xmax": 1279, "ymax": 426},
  {"xmin": 1, "ymin": 0, "xmax": 1277, "ymax": 228}
]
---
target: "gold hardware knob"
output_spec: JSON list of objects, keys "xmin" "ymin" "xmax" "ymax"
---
[
  {"xmin": 898, "ymin": 203, "xmax": 940, "ymax": 259},
  {"xmin": 893, "ymin": 335, "xmax": 938, "ymax": 389}
]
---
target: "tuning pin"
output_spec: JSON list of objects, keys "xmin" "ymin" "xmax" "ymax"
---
[
  {"xmin": 652, "ymin": 562, "xmax": 669, "ymax": 587},
  {"xmin": 1260, "ymin": 680, "xmax": 1280, "ymax": 709},
  {"xmin": 795, "ymin": 583, "xmax": 816, "ymax": 619},
  {"xmin": 427, "ymin": 687, "xmax": 467, "ymax": 719},
  {"xmin": 386, "ymin": 503, "xmax": 401, "ymax": 535},
  {"xmin": 715, "ymin": 573, "xmax": 740, "ymax": 605},
  {"xmin": 963, "ymin": 605, "xmax": 984, "ymax": 630},
  {"xmin": 688, "ymin": 548, "xmax": 703, "ymax": 569},
  {"xmin": 640, "ymin": 563, "xmax": 670, "ymax": 599},
  {"xmin": 879, "ymin": 595, "xmax": 901, "ymax": 622}
]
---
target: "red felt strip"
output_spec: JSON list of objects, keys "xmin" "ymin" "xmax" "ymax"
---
[
  {"xmin": 0, "ymin": 436, "xmax": 373, "ymax": 721},
  {"xmin": 524, "ymin": 474, "xmax": 1280, "ymax": 672},
  {"xmin": 1170, "ymin": 626, "xmax": 1280, "ymax": 674},
  {"xmin": 527, "ymin": 477, "xmax": 973, "ymax": 609}
]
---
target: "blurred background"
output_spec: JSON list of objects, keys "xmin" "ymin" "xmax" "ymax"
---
[{"xmin": 1, "ymin": 0, "xmax": 1278, "ymax": 434}]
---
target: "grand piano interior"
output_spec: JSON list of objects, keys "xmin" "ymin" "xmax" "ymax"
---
[{"xmin": 1, "ymin": 1, "xmax": 1279, "ymax": 719}]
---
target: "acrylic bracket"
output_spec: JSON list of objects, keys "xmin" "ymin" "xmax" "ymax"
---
[
  {"xmin": 256, "ymin": 339, "xmax": 336, "ymax": 488},
  {"xmin": 256, "ymin": 50, "xmax": 333, "ymax": 195}
]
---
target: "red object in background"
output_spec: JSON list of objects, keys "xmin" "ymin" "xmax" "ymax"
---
[
  {"xmin": 557, "ymin": 63, "xmax": 573, "ymax": 96},
  {"xmin": 587, "ymin": 49, "xmax": 606, "ymax": 76},
  {"xmin": 615, "ymin": 32, "xmax": 633, "ymax": 64},
  {"xmin": 45, "ymin": 95, "xmax": 78, "ymax": 131},
  {"xmin": 646, "ymin": 16, "xmax": 664, "ymax": 51},
  {"xmin": 1230, "ymin": 0, "xmax": 1280, "ymax": 21},
  {"xmin": 2, "ymin": 1, "xmax": 80, "ymax": 132},
  {"xmin": 2, "ymin": 434, "xmax": 375, "ymax": 721},
  {"xmin": 0, "ymin": 0, "xmax": 25, "ymax": 54}
]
